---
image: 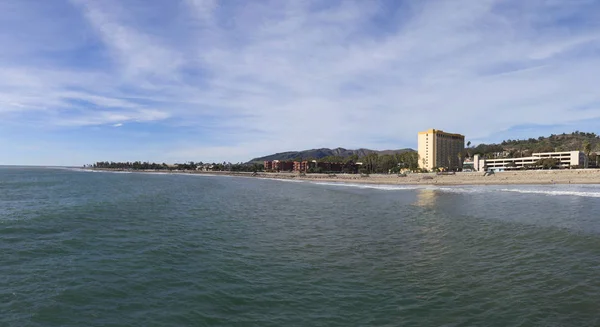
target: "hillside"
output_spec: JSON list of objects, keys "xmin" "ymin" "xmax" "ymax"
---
[
  {"xmin": 471, "ymin": 131, "xmax": 599, "ymax": 157},
  {"xmin": 248, "ymin": 147, "xmax": 414, "ymax": 163}
]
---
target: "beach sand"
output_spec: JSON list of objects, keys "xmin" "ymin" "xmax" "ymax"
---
[
  {"xmin": 230, "ymin": 169, "xmax": 600, "ymax": 186},
  {"xmin": 92, "ymin": 168, "xmax": 600, "ymax": 185}
]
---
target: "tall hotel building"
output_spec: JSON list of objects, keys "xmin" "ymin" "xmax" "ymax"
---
[{"xmin": 418, "ymin": 129, "xmax": 465, "ymax": 171}]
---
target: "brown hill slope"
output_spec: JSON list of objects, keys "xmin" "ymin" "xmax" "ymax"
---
[{"xmin": 248, "ymin": 147, "xmax": 414, "ymax": 163}]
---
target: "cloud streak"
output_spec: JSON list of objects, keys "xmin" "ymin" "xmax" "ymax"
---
[{"xmin": 1, "ymin": 0, "xmax": 600, "ymax": 165}]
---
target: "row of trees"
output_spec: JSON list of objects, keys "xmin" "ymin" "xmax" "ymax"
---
[
  {"xmin": 92, "ymin": 153, "xmax": 421, "ymax": 175},
  {"xmin": 502, "ymin": 131, "xmax": 598, "ymax": 146},
  {"xmin": 358, "ymin": 152, "xmax": 419, "ymax": 174},
  {"xmin": 93, "ymin": 161, "xmax": 169, "ymax": 170},
  {"xmin": 92, "ymin": 161, "xmax": 264, "ymax": 172},
  {"xmin": 282, "ymin": 152, "xmax": 420, "ymax": 174}
]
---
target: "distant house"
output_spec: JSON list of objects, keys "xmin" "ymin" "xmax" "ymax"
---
[
  {"xmin": 198, "ymin": 164, "xmax": 214, "ymax": 171},
  {"xmin": 263, "ymin": 160, "xmax": 294, "ymax": 172},
  {"xmin": 264, "ymin": 161, "xmax": 273, "ymax": 171},
  {"xmin": 293, "ymin": 161, "xmax": 314, "ymax": 172}
]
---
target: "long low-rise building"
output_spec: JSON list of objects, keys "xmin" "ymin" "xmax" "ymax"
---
[{"xmin": 474, "ymin": 151, "xmax": 585, "ymax": 172}]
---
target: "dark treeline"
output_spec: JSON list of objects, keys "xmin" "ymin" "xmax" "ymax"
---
[
  {"xmin": 358, "ymin": 152, "xmax": 419, "ymax": 174},
  {"xmin": 285, "ymin": 152, "xmax": 419, "ymax": 174},
  {"xmin": 92, "ymin": 152, "xmax": 419, "ymax": 174},
  {"xmin": 93, "ymin": 161, "xmax": 169, "ymax": 170},
  {"xmin": 92, "ymin": 161, "xmax": 264, "ymax": 172}
]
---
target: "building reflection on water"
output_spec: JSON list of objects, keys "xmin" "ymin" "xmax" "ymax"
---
[
  {"xmin": 407, "ymin": 189, "xmax": 448, "ymax": 275},
  {"xmin": 414, "ymin": 189, "xmax": 438, "ymax": 207}
]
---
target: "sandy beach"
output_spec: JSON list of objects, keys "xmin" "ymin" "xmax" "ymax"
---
[
  {"xmin": 98, "ymin": 168, "xmax": 600, "ymax": 186},
  {"xmin": 244, "ymin": 169, "xmax": 600, "ymax": 185}
]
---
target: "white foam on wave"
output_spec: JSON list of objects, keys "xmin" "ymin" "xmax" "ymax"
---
[
  {"xmin": 311, "ymin": 181, "xmax": 421, "ymax": 191},
  {"xmin": 169, "ymin": 172, "xmax": 229, "ymax": 177},
  {"xmin": 427, "ymin": 186, "xmax": 479, "ymax": 194},
  {"xmin": 101, "ymin": 170, "xmax": 132, "ymax": 174},
  {"xmin": 273, "ymin": 178, "xmax": 305, "ymax": 183},
  {"xmin": 67, "ymin": 169, "xmax": 600, "ymax": 198},
  {"xmin": 64, "ymin": 167, "xmax": 99, "ymax": 173},
  {"xmin": 72, "ymin": 168, "xmax": 132, "ymax": 174},
  {"xmin": 306, "ymin": 181, "xmax": 600, "ymax": 198},
  {"xmin": 140, "ymin": 172, "xmax": 173, "ymax": 176},
  {"xmin": 498, "ymin": 188, "xmax": 600, "ymax": 198},
  {"xmin": 251, "ymin": 177, "xmax": 306, "ymax": 183},
  {"xmin": 310, "ymin": 181, "xmax": 489, "ymax": 193}
]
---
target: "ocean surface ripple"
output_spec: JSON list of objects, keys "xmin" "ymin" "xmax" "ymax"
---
[{"xmin": 2, "ymin": 167, "xmax": 600, "ymax": 326}]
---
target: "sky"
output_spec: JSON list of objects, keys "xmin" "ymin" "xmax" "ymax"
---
[{"xmin": 1, "ymin": 0, "xmax": 600, "ymax": 165}]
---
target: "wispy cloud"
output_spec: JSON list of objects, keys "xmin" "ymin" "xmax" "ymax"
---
[{"xmin": 1, "ymin": 0, "xmax": 600, "ymax": 165}]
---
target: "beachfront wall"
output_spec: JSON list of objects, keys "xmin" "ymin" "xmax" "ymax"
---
[{"xmin": 474, "ymin": 151, "xmax": 584, "ymax": 171}]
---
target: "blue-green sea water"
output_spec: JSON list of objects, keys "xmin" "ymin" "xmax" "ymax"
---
[{"xmin": 2, "ymin": 167, "xmax": 600, "ymax": 326}]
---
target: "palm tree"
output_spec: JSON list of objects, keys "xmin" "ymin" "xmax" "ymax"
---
[
  {"xmin": 466, "ymin": 141, "xmax": 472, "ymax": 159},
  {"xmin": 457, "ymin": 152, "xmax": 463, "ymax": 170}
]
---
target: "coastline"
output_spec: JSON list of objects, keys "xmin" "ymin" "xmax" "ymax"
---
[{"xmin": 86, "ymin": 168, "xmax": 600, "ymax": 186}]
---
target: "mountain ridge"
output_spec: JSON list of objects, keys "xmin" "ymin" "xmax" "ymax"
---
[{"xmin": 248, "ymin": 147, "xmax": 415, "ymax": 163}]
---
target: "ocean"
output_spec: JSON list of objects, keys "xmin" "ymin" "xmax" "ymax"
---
[{"xmin": 2, "ymin": 167, "xmax": 600, "ymax": 326}]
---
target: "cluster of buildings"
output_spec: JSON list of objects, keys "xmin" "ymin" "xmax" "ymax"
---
[
  {"xmin": 263, "ymin": 128, "xmax": 587, "ymax": 174},
  {"xmin": 417, "ymin": 128, "xmax": 586, "ymax": 172},
  {"xmin": 264, "ymin": 160, "xmax": 361, "ymax": 173}
]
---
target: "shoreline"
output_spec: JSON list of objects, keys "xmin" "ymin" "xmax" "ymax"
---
[{"xmin": 85, "ymin": 168, "xmax": 600, "ymax": 186}]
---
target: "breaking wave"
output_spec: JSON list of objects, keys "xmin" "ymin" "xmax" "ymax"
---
[
  {"xmin": 311, "ymin": 181, "xmax": 421, "ymax": 191},
  {"xmin": 498, "ymin": 188, "xmax": 600, "ymax": 198},
  {"xmin": 308, "ymin": 181, "xmax": 600, "ymax": 198},
  {"xmin": 69, "ymin": 169, "xmax": 600, "ymax": 198}
]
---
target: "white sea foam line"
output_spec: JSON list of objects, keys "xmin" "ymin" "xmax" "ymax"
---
[
  {"xmin": 65, "ymin": 170, "xmax": 600, "ymax": 198},
  {"xmin": 499, "ymin": 188, "xmax": 600, "ymax": 198},
  {"xmin": 429, "ymin": 186, "xmax": 482, "ymax": 194},
  {"xmin": 271, "ymin": 178, "xmax": 305, "ymax": 183},
  {"xmin": 168, "ymin": 172, "xmax": 230, "ymax": 177},
  {"xmin": 74, "ymin": 169, "xmax": 132, "ymax": 174},
  {"xmin": 248, "ymin": 177, "xmax": 307, "ymax": 184},
  {"xmin": 310, "ymin": 181, "xmax": 488, "ymax": 193},
  {"xmin": 140, "ymin": 172, "xmax": 174, "ymax": 176},
  {"xmin": 311, "ymin": 181, "xmax": 421, "ymax": 191},
  {"xmin": 67, "ymin": 168, "xmax": 133, "ymax": 174},
  {"xmin": 67, "ymin": 168, "xmax": 95, "ymax": 173}
]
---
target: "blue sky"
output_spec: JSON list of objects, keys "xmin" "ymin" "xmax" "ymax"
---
[{"xmin": 2, "ymin": 0, "xmax": 600, "ymax": 165}]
